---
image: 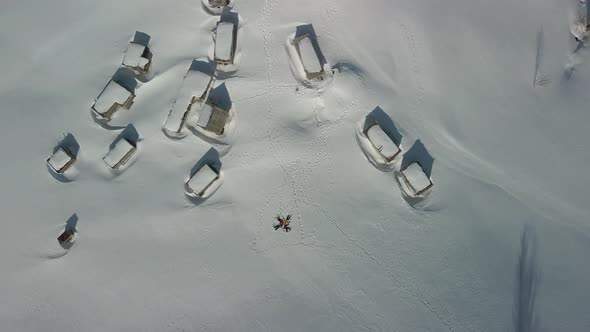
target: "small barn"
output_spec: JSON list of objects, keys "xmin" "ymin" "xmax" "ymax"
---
[
  {"xmin": 103, "ymin": 138, "xmax": 136, "ymax": 170},
  {"xmin": 214, "ymin": 21, "xmax": 237, "ymax": 65},
  {"xmin": 47, "ymin": 147, "xmax": 76, "ymax": 173},
  {"xmin": 122, "ymin": 42, "xmax": 152, "ymax": 74},
  {"xmin": 92, "ymin": 80, "xmax": 134, "ymax": 121},
  {"xmin": 57, "ymin": 229, "xmax": 75, "ymax": 245},
  {"xmin": 196, "ymin": 101, "xmax": 229, "ymax": 135},
  {"xmin": 186, "ymin": 164, "xmax": 220, "ymax": 197},
  {"xmin": 294, "ymin": 34, "xmax": 324, "ymax": 80},
  {"xmin": 364, "ymin": 123, "xmax": 401, "ymax": 162},
  {"xmin": 400, "ymin": 162, "xmax": 433, "ymax": 196}
]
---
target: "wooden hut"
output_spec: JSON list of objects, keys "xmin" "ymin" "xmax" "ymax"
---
[
  {"xmin": 122, "ymin": 42, "xmax": 152, "ymax": 74},
  {"xmin": 91, "ymin": 80, "xmax": 135, "ymax": 121},
  {"xmin": 103, "ymin": 138, "xmax": 137, "ymax": 170},
  {"xmin": 186, "ymin": 164, "xmax": 220, "ymax": 197},
  {"xmin": 400, "ymin": 162, "xmax": 433, "ymax": 196},
  {"xmin": 47, "ymin": 147, "xmax": 76, "ymax": 173},
  {"xmin": 364, "ymin": 123, "xmax": 401, "ymax": 162}
]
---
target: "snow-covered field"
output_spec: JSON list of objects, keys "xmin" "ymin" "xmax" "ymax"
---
[{"xmin": 1, "ymin": 0, "xmax": 590, "ymax": 330}]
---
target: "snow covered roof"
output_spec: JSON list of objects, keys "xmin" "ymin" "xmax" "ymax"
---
[
  {"xmin": 93, "ymin": 80, "xmax": 133, "ymax": 115},
  {"xmin": 47, "ymin": 147, "xmax": 73, "ymax": 173},
  {"xmin": 103, "ymin": 138, "xmax": 135, "ymax": 169},
  {"xmin": 122, "ymin": 42, "xmax": 149, "ymax": 69},
  {"xmin": 197, "ymin": 103, "xmax": 214, "ymax": 128},
  {"xmin": 215, "ymin": 22, "xmax": 235, "ymax": 63},
  {"xmin": 187, "ymin": 164, "xmax": 218, "ymax": 195},
  {"xmin": 297, "ymin": 35, "xmax": 322, "ymax": 74},
  {"xmin": 366, "ymin": 124, "xmax": 400, "ymax": 161},
  {"xmin": 402, "ymin": 162, "xmax": 432, "ymax": 195}
]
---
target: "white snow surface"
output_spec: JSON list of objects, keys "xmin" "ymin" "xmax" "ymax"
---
[{"xmin": 2, "ymin": 0, "xmax": 590, "ymax": 331}]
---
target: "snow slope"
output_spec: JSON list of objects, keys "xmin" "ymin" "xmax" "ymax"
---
[{"xmin": 1, "ymin": 0, "xmax": 589, "ymax": 331}]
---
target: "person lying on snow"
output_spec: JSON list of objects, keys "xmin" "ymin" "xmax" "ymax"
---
[{"xmin": 274, "ymin": 213, "xmax": 292, "ymax": 232}]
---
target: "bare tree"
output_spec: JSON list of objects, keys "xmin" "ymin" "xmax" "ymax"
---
[{"xmin": 533, "ymin": 27, "xmax": 550, "ymax": 87}]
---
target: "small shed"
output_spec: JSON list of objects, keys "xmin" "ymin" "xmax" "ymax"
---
[
  {"xmin": 294, "ymin": 34, "xmax": 324, "ymax": 80},
  {"xmin": 400, "ymin": 162, "xmax": 433, "ymax": 196},
  {"xmin": 196, "ymin": 101, "xmax": 229, "ymax": 135},
  {"xmin": 214, "ymin": 21, "xmax": 237, "ymax": 65},
  {"xmin": 186, "ymin": 164, "xmax": 220, "ymax": 197},
  {"xmin": 209, "ymin": 0, "xmax": 230, "ymax": 8},
  {"xmin": 364, "ymin": 123, "xmax": 401, "ymax": 162},
  {"xmin": 47, "ymin": 147, "xmax": 76, "ymax": 173},
  {"xmin": 57, "ymin": 229, "xmax": 75, "ymax": 245},
  {"xmin": 103, "ymin": 138, "xmax": 136, "ymax": 170},
  {"xmin": 92, "ymin": 80, "xmax": 134, "ymax": 121},
  {"xmin": 122, "ymin": 42, "xmax": 151, "ymax": 74}
]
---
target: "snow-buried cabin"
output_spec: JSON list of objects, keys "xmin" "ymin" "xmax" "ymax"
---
[{"xmin": 91, "ymin": 80, "xmax": 134, "ymax": 121}]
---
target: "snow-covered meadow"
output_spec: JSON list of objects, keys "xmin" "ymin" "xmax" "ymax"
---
[{"xmin": 1, "ymin": 0, "xmax": 589, "ymax": 330}]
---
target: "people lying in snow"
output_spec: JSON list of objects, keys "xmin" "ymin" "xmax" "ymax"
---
[{"xmin": 274, "ymin": 213, "xmax": 292, "ymax": 232}]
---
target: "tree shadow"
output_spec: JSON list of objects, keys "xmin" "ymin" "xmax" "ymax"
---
[
  {"xmin": 185, "ymin": 148, "xmax": 223, "ymax": 205},
  {"xmin": 513, "ymin": 224, "xmax": 540, "ymax": 332},
  {"xmin": 363, "ymin": 106, "xmax": 403, "ymax": 148},
  {"xmin": 294, "ymin": 24, "xmax": 328, "ymax": 69}
]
